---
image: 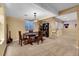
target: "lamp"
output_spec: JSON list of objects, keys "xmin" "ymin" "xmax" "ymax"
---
[{"xmin": 34, "ymin": 12, "xmax": 38, "ymax": 22}]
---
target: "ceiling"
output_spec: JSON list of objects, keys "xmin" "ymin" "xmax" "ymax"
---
[
  {"xmin": 4, "ymin": 3, "xmax": 56, "ymax": 20},
  {"xmin": 50, "ymin": 3, "xmax": 79, "ymax": 11},
  {"xmin": 36, "ymin": 3, "xmax": 79, "ymax": 12},
  {"xmin": 4, "ymin": 3, "xmax": 79, "ymax": 20},
  {"xmin": 56, "ymin": 12, "xmax": 77, "ymax": 21}
]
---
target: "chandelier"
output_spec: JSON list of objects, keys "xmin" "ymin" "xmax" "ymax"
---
[{"xmin": 34, "ymin": 12, "xmax": 38, "ymax": 22}]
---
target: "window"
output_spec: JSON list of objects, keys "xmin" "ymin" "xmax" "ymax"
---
[{"xmin": 25, "ymin": 20, "xmax": 35, "ymax": 31}]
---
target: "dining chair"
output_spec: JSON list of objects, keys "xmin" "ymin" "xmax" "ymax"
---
[
  {"xmin": 23, "ymin": 34, "xmax": 28, "ymax": 45},
  {"xmin": 18, "ymin": 31, "xmax": 22, "ymax": 46},
  {"xmin": 36, "ymin": 31, "xmax": 43, "ymax": 45},
  {"xmin": 27, "ymin": 36, "xmax": 33, "ymax": 45}
]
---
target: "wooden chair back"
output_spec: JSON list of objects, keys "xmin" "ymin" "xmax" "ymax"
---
[
  {"xmin": 36, "ymin": 30, "xmax": 43, "ymax": 44},
  {"xmin": 18, "ymin": 31, "xmax": 22, "ymax": 46}
]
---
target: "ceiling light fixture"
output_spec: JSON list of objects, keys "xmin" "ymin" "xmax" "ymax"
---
[
  {"xmin": 24, "ymin": 12, "xmax": 38, "ymax": 22},
  {"xmin": 34, "ymin": 12, "xmax": 38, "ymax": 22}
]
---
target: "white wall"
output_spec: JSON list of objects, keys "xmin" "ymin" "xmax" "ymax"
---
[
  {"xmin": 56, "ymin": 22, "xmax": 64, "ymax": 30},
  {"xmin": 0, "ymin": 5, "xmax": 6, "ymax": 56},
  {"xmin": 7, "ymin": 17, "xmax": 26, "ymax": 41},
  {"xmin": 64, "ymin": 20, "xmax": 77, "ymax": 29},
  {"xmin": 55, "ymin": 22, "xmax": 64, "ymax": 36}
]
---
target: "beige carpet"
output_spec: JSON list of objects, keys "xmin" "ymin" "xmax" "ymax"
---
[{"xmin": 5, "ymin": 30, "xmax": 78, "ymax": 56}]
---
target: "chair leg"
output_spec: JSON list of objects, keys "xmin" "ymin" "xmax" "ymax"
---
[
  {"xmin": 36, "ymin": 39, "xmax": 40, "ymax": 45},
  {"xmin": 19, "ymin": 40, "xmax": 20, "ymax": 44},
  {"xmin": 19, "ymin": 40, "xmax": 20, "ymax": 45},
  {"xmin": 37, "ymin": 40, "xmax": 39, "ymax": 45},
  {"xmin": 19, "ymin": 40, "xmax": 22, "ymax": 46},
  {"xmin": 21, "ymin": 40, "xmax": 22, "ymax": 46},
  {"xmin": 30, "ymin": 42, "xmax": 33, "ymax": 45},
  {"xmin": 41, "ymin": 38, "xmax": 43, "ymax": 43},
  {"xmin": 28, "ymin": 38, "xmax": 33, "ymax": 45}
]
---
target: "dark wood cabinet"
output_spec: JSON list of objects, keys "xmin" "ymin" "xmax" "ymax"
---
[{"xmin": 40, "ymin": 23, "xmax": 49, "ymax": 37}]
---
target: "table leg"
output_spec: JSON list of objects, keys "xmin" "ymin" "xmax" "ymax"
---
[{"xmin": 29, "ymin": 37, "xmax": 33, "ymax": 45}]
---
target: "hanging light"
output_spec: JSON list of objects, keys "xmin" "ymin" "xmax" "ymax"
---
[
  {"xmin": 34, "ymin": 12, "xmax": 36, "ymax": 19},
  {"xmin": 34, "ymin": 12, "xmax": 38, "ymax": 22}
]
